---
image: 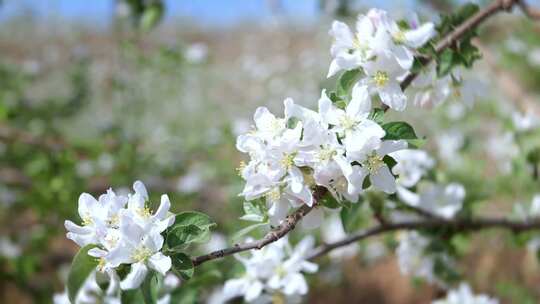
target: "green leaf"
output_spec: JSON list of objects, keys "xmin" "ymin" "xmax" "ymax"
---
[
  {"xmin": 167, "ymin": 224, "xmax": 211, "ymax": 250},
  {"xmin": 383, "ymin": 155, "xmax": 397, "ymax": 171},
  {"xmin": 239, "ymin": 200, "xmax": 266, "ymax": 222},
  {"xmin": 320, "ymin": 195, "xmax": 341, "ymax": 209},
  {"xmin": 171, "ymin": 252, "xmax": 194, "ymax": 280},
  {"xmin": 171, "ymin": 211, "xmax": 215, "ymax": 230},
  {"xmin": 140, "ymin": 3, "xmax": 164, "ymax": 31},
  {"xmin": 141, "ymin": 271, "xmax": 161, "ymax": 304},
  {"xmin": 336, "ymin": 69, "xmax": 361, "ymax": 98},
  {"xmin": 121, "ymin": 289, "xmax": 144, "ymax": 304},
  {"xmin": 340, "ymin": 202, "xmax": 364, "ymax": 233},
  {"xmin": 368, "ymin": 108, "xmax": 385, "ymax": 125},
  {"xmin": 382, "ymin": 121, "xmax": 417, "ymax": 140},
  {"xmin": 436, "ymin": 49, "xmax": 455, "ymax": 77},
  {"xmin": 67, "ymin": 245, "xmax": 99, "ymax": 303},
  {"xmin": 232, "ymin": 222, "xmax": 268, "ymax": 241}
]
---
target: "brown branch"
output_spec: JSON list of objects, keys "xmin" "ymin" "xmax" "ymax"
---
[
  {"xmin": 192, "ymin": 186, "xmax": 327, "ymax": 266},
  {"xmin": 307, "ymin": 217, "xmax": 540, "ymax": 260},
  {"xmin": 383, "ymin": 0, "xmax": 523, "ymax": 112},
  {"xmin": 192, "ymin": 0, "xmax": 530, "ymax": 268}
]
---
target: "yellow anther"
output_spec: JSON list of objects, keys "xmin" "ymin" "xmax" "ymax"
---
[
  {"xmin": 136, "ymin": 206, "xmax": 152, "ymax": 218},
  {"xmin": 393, "ymin": 31, "xmax": 406, "ymax": 44},
  {"xmin": 266, "ymin": 187, "xmax": 281, "ymax": 202},
  {"xmin": 366, "ymin": 154, "xmax": 385, "ymax": 172},
  {"xmin": 236, "ymin": 161, "xmax": 247, "ymax": 176},
  {"xmin": 317, "ymin": 147, "xmax": 337, "ymax": 162},
  {"xmin": 373, "ymin": 71, "xmax": 389, "ymax": 87},
  {"xmin": 280, "ymin": 153, "xmax": 296, "ymax": 170},
  {"xmin": 338, "ymin": 115, "xmax": 357, "ymax": 131},
  {"xmin": 132, "ymin": 246, "xmax": 152, "ymax": 262}
]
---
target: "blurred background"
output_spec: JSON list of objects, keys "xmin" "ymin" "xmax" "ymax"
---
[{"xmin": 1, "ymin": 0, "xmax": 540, "ymax": 303}]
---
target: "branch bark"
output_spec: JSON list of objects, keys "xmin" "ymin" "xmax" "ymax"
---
[
  {"xmin": 192, "ymin": 186, "xmax": 327, "ymax": 266},
  {"xmin": 307, "ymin": 217, "xmax": 540, "ymax": 260},
  {"xmin": 384, "ymin": 0, "xmax": 523, "ymax": 111}
]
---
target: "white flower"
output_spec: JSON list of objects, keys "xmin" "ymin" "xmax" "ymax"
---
[
  {"xmin": 267, "ymin": 236, "xmax": 318, "ymax": 296},
  {"xmin": 0, "ymin": 237, "xmax": 21, "ymax": 259},
  {"xmin": 486, "ymin": 132, "xmax": 519, "ymax": 174},
  {"xmin": 410, "ymin": 65, "xmax": 452, "ymax": 108},
  {"xmin": 436, "ymin": 130, "xmax": 464, "ymax": 165},
  {"xmin": 397, "ymin": 231, "xmax": 451, "ymax": 286},
  {"xmin": 432, "ymin": 283, "xmax": 499, "ymax": 304},
  {"xmin": 398, "ymin": 182, "xmax": 465, "ymax": 219},
  {"xmin": 319, "ymin": 86, "xmax": 385, "ymax": 154},
  {"xmin": 321, "ymin": 213, "xmax": 358, "ymax": 259},
  {"xmin": 327, "ymin": 14, "xmax": 379, "ymax": 77},
  {"xmin": 222, "ymin": 237, "xmax": 318, "ymax": 302},
  {"xmin": 123, "ymin": 181, "xmax": 175, "ymax": 231},
  {"xmin": 378, "ymin": 10, "xmax": 435, "ymax": 70},
  {"xmin": 99, "ymin": 214, "xmax": 171, "ymax": 290},
  {"xmin": 354, "ymin": 139, "xmax": 408, "ymax": 194},
  {"xmin": 65, "ymin": 189, "xmax": 127, "ymax": 248},
  {"xmin": 512, "ymin": 110, "xmax": 539, "ymax": 132},
  {"xmin": 390, "ymin": 149, "xmax": 435, "ymax": 188},
  {"xmin": 361, "ymin": 52, "xmax": 408, "ymax": 111}
]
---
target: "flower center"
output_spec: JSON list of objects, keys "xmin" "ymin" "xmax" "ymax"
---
[
  {"xmin": 132, "ymin": 246, "xmax": 153, "ymax": 262},
  {"xmin": 373, "ymin": 71, "xmax": 389, "ymax": 87},
  {"xmin": 82, "ymin": 214, "xmax": 93, "ymax": 226},
  {"xmin": 317, "ymin": 147, "xmax": 337, "ymax": 163},
  {"xmin": 97, "ymin": 258, "xmax": 107, "ymax": 271},
  {"xmin": 280, "ymin": 152, "xmax": 296, "ymax": 170},
  {"xmin": 106, "ymin": 214, "xmax": 120, "ymax": 228},
  {"xmin": 136, "ymin": 206, "xmax": 152, "ymax": 218},
  {"xmin": 352, "ymin": 33, "xmax": 370, "ymax": 56},
  {"xmin": 266, "ymin": 187, "xmax": 281, "ymax": 202},
  {"xmin": 393, "ymin": 31, "xmax": 406, "ymax": 44},
  {"xmin": 366, "ymin": 154, "xmax": 385, "ymax": 172},
  {"xmin": 332, "ymin": 176, "xmax": 348, "ymax": 193},
  {"xmin": 339, "ymin": 114, "xmax": 357, "ymax": 131}
]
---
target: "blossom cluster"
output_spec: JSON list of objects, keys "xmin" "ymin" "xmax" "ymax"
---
[
  {"xmin": 222, "ymin": 236, "xmax": 318, "ymax": 303},
  {"xmin": 328, "ymin": 8, "xmax": 435, "ymax": 111},
  {"xmin": 237, "ymin": 92, "xmax": 408, "ymax": 226},
  {"xmin": 65, "ymin": 181, "xmax": 175, "ymax": 290}
]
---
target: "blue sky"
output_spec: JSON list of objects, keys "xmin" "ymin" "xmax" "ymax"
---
[{"xmin": 0, "ymin": 0, "xmax": 427, "ymax": 28}]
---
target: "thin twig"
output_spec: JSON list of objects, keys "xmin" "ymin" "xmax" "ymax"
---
[
  {"xmin": 192, "ymin": 186, "xmax": 327, "ymax": 266},
  {"xmin": 307, "ymin": 217, "xmax": 540, "ymax": 260},
  {"xmin": 383, "ymin": 0, "xmax": 523, "ymax": 112}
]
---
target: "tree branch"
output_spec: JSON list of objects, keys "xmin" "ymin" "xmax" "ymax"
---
[
  {"xmin": 192, "ymin": 0, "xmax": 531, "ymax": 267},
  {"xmin": 307, "ymin": 217, "xmax": 540, "ymax": 260},
  {"xmin": 383, "ymin": 0, "xmax": 524, "ymax": 111},
  {"xmin": 192, "ymin": 186, "xmax": 327, "ymax": 266}
]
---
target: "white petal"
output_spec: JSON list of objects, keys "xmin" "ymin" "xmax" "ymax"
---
[
  {"xmin": 133, "ymin": 180, "xmax": 149, "ymax": 201},
  {"xmin": 148, "ymin": 252, "xmax": 172, "ymax": 275},
  {"xmin": 379, "ymin": 81, "xmax": 407, "ymax": 111},
  {"xmin": 269, "ymin": 198, "xmax": 290, "ymax": 226},
  {"xmin": 301, "ymin": 208, "xmax": 324, "ymax": 229},
  {"xmin": 120, "ymin": 262, "xmax": 148, "ymax": 290},
  {"xmin": 347, "ymin": 84, "xmax": 371, "ymax": 117},
  {"xmin": 64, "ymin": 220, "xmax": 91, "ymax": 234},
  {"xmin": 245, "ymin": 280, "xmax": 263, "ymax": 302},
  {"xmin": 78, "ymin": 193, "xmax": 98, "ymax": 218},
  {"xmin": 371, "ymin": 165, "xmax": 397, "ymax": 194},
  {"xmin": 283, "ymin": 273, "xmax": 308, "ymax": 295},
  {"xmin": 222, "ymin": 278, "xmax": 246, "ymax": 300},
  {"xmin": 377, "ymin": 140, "xmax": 407, "ymax": 156},
  {"xmin": 327, "ymin": 59, "xmax": 342, "ymax": 78},
  {"xmin": 392, "ymin": 46, "xmax": 414, "ymax": 70},
  {"xmin": 396, "ymin": 186, "xmax": 420, "ymax": 207},
  {"xmin": 154, "ymin": 194, "xmax": 171, "ymax": 220},
  {"xmin": 405, "ymin": 23, "xmax": 435, "ymax": 48}
]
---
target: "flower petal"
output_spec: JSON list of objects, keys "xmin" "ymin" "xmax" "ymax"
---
[
  {"xmin": 120, "ymin": 262, "xmax": 148, "ymax": 290},
  {"xmin": 148, "ymin": 252, "xmax": 172, "ymax": 275},
  {"xmin": 371, "ymin": 165, "xmax": 397, "ymax": 194}
]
